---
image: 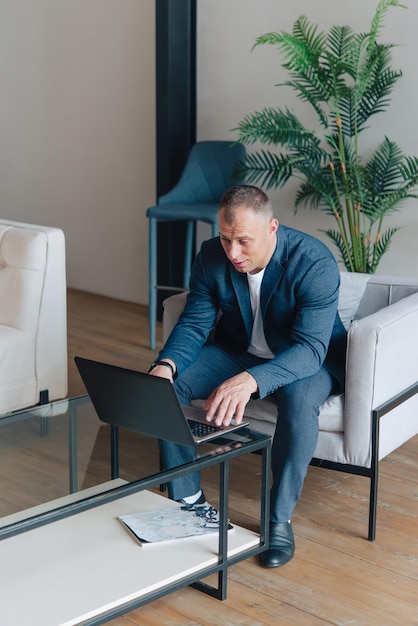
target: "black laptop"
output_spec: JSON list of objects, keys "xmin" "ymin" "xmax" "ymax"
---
[{"xmin": 74, "ymin": 356, "xmax": 248, "ymax": 447}]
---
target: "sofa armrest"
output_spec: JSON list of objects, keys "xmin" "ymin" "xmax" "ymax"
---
[{"xmin": 343, "ymin": 292, "xmax": 418, "ymax": 465}]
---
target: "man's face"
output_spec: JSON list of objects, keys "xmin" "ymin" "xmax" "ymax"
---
[{"xmin": 218, "ymin": 206, "xmax": 278, "ymax": 275}]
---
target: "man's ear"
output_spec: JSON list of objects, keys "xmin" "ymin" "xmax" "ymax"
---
[{"xmin": 269, "ymin": 218, "xmax": 279, "ymax": 234}]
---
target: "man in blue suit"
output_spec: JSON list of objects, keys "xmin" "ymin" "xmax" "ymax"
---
[{"xmin": 148, "ymin": 185, "xmax": 347, "ymax": 568}]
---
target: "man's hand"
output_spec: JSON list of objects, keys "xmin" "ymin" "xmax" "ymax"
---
[{"xmin": 203, "ymin": 371, "xmax": 258, "ymax": 427}]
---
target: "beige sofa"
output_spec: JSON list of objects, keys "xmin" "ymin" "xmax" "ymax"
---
[
  {"xmin": 0, "ymin": 219, "xmax": 68, "ymax": 415},
  {"xmin": 162, "ymin": 273, "xmax": 418, "ymax": 540}
]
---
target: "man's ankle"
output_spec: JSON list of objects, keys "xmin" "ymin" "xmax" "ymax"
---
[{"xmin": 176, "ymin": 490, "xmax": 204, "ymax": 506}]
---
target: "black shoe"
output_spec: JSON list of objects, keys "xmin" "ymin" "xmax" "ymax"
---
[{"xmin": 259, "ymin": 521, "xmax": 295, "ymax": 568}]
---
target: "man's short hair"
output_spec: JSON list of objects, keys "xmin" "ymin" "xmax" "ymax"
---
[{"xmin": 219, "ymin": 185, "xmax": 273, "ymax": 223}]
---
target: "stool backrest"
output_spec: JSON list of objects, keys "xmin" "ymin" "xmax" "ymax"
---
[{"xmin": 158, "ymin": 141, "xmax": 246, "ymax": 205}]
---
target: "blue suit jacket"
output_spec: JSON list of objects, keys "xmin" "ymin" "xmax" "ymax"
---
[{"xmin": 160, "ymin": 225, "xmax": 347, "ymax": 399}]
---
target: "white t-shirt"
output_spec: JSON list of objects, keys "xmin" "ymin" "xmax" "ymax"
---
[{"xmin": 247, "ymin": 269, "xmax": 274, "ymax": 359}]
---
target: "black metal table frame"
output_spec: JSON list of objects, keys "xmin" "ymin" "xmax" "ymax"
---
[{"xmin": 0, "ymin": 397, "xmax": 271, "ymax": 624}]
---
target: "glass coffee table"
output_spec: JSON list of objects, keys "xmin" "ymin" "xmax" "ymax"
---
[{"xmin": 0, "ymin": 394, "xmax": 271, "ymax": 625}]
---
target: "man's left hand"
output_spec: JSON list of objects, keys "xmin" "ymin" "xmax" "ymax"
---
[{"xmin": 203, "ymin": 371, "xmax": 258, "ymax": 427}]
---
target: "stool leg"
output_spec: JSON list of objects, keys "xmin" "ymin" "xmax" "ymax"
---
[
  {"xmin": 183, "ymin": 220, "xmax": 195, "ymax": 288},
  {"xmin": 148, "ymin": 217, "xmax": 157, "ymax": 350}
]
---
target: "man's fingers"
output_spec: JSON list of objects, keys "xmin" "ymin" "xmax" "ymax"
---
[
  {"xmin": 205, "ymin": 394, "xmax": 243, "ymax": 427},
  {"xmin": 203, "ymin": 372, "xmax": 257, "ymax": 426}
]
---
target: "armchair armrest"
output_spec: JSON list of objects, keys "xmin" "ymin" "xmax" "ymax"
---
[
  {"xmin": 343, "ymin": 292, "xmax": 418, "ymax": 466},
  {"xmin": 162, "ymin": 292, "xmax": 188, "ymax": 343}
]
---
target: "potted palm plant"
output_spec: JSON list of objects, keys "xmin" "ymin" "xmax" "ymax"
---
[{"xmin": 234, "ymin": 0, "xmax": 418, "ymax": 273}]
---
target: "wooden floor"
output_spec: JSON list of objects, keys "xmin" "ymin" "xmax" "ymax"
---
[{"xmin": 66, "ymin": 289, "xmax": 418, "ymax": 626}]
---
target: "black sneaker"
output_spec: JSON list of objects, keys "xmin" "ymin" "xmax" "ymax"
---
[
  {"xmin": 177, "ymin": 492, "xmax": 223, "ymax": 529},
  {"xmin": 177, "ymin": 491, "xmax": 207, "ymax": 509}
]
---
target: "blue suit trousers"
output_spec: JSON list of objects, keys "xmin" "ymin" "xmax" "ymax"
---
[{"xmin": 158, "ymin": 344, "xmax": 335, "ymax": 523}]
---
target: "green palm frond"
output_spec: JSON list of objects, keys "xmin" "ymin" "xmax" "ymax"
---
[
  {"xmin": 253, "ymin": 16, "xmax": 326, "ymax": 73},
  {"xmin": 295, "ymin": 177, "xmax": 340, "ymax": 216},
  {"xmin": 330, "ymin": 89, "xmax": 357, "ymax": 136},
  {"xmin": 340, "ymin": 32, "xmax": 370, "ymax": 84},
  {"xmin": 233, "ymin": 107, "xmax": 319, "ymax": 149},
  {"xmin": 354, "ymin": 42, "xmax": 390, "ymax": 99},
  {"xmin": 357, "ymin": 70, "xmax": 402, "ymax": 129},
  {"xmin": 365, "ymin": 186, "xmax": 417, "ymax": 223},
  {"xmin": 399, "ymin": 156, "xmax": 418, "ymax": 183},
  {"xmin": 355, "ymin": 48, "xmax": 402, "ymax": 128},
  {"xmin": 326, "ymin": 25, "xmax": 355, "ymax": 61},
  {"xmin": 253, "ymin": 32, "xmax": 314, "ymax": 73},
  {"xmin": 344, "ymin": 162, "xmax": 369, "ymax": 206},
  {"xmin": 282, "ymin": 79, "xmax": 329, "ymax": 127},
  {"xmin": 292, "ymin": 15, "xmax": 327, "ymax": 55},
  {"xmin": 365, "ymin": 137, "xmax": 405, "ymax": 195},
  {"xmin": 324, "ymin": 132, "xmax": 357, "ymax": 170},
  {"xmin": 234, "ymin": 0, "xmax": 415, "ymax": 273},
  {"xmin": 369, "ymin": 226, "xmax": 400, "ymax": 272},
  {"xmin": 322, "ymin": 229, "xmax": 355, "ymax": 271},
  {"xmin": 233, "ymin": 150, "xmax": 297, "ymax": 190},
  {"xmin": 369, "ymin": 1, "xmax": 407, "ymax": 50},
  {"xmin": 321, "ymin": 53, "xmax": 351, "ymax": 106},
  {"xmin": 295, "ymin": 152, "xmax": 330, "ymax": 179}
]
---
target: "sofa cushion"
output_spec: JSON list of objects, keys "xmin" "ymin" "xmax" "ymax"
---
[
  {"xmin": 191, "ymin": 392, "xmax": 344, "ymax": 434},
  {"xmin": 0, "ymin": 227, "xmax": 47, "ymax": 271},
  {"xmin": 242, "ymin": 393, "xmax": 344, "ymax": 433},
  {"xmin": 0, "ymin": 325, "xmax": 36, "ymax": 413},
  {"xmin": 0, "ymin": 228, "xmax": 47, "ymax": 333},
  {"xmin": 338, "ymin": 272, "xmax": 370, "ymax": 330}
]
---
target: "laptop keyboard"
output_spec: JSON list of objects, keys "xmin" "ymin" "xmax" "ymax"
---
[{"xmin": 188, "ymin": 419, "xmax": 222, "ymax": 438}]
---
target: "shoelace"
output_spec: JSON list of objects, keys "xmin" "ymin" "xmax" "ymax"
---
[{"xmin": 180, "ymin": 502, "xmax": 220, "ymax": 527}]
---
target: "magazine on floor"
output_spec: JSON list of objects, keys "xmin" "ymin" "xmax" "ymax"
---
[{"xmin": 118, "ymin": 504, "xmax": 233, "ymax": 547}]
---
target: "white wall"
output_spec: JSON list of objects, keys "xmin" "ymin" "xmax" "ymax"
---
[
  {"xmin": 1, "ymin": 1, "xmax": 415, "ymax": 309},
  {"xmin": 197, "ymin": 0, "xmax": 418, "ymax": 278},
  {"xmin": 0, "ymin": 0, "xmax": 155, "ymax": 303}
]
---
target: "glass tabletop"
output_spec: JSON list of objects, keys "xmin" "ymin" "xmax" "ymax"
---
[{"xmin": 0, "ymin": 395, "xmax": 270, "ymax": 536}]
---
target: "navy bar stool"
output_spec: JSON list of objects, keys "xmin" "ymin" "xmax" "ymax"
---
[{"xmin": 146, "ymin": 140, "xmax": 245, "ymax": 349}]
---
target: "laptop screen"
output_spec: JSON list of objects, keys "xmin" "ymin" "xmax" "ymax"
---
[{"xmin": 74, "ymin": 356, "xmax": 197, "ymax": 446}]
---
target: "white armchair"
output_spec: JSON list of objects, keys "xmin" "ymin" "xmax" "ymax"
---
[
  {"xmin": 0, "ymin": 219, "xmax": 68, "ymax": 414},
  {"xmin": 162, "ymin": 273, "xmax": 418, "ymax": 540}
]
